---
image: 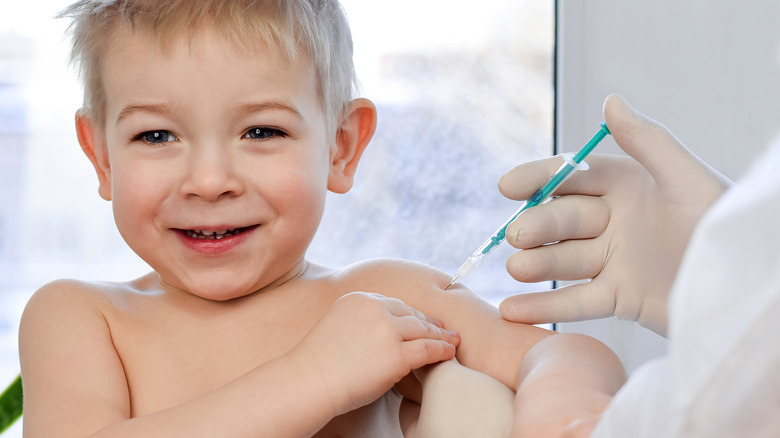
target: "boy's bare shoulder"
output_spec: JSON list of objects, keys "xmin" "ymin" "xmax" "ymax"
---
[
  {"xmin": 338, "ymin": 258, "xmax": 449, "ymax": 287},
  {"xmin": 27, "ymin": 276, "xmax": 137, "ymax": 304},
  {"xmin": 334, "ymin": 258, "xmax": 503, "ymax": 323},
  {"xmin": 336, "ymin": 258, "xmax": 454, "ymax": 298},
  {"xmin": 19, "ymin": 277, "xmax": 156, "ymax": 433},
  {"xmin": 22, "ymin": 275, "xmax": 154, "ymax": 326}
]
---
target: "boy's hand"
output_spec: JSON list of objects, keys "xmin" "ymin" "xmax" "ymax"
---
[
  {"xmin": 498, "ymin": 94, "xmax": 731, "ymax": 336},
  {"xmin": 288, "ymin": 292, "xmax": 459, "ymax": 416}
]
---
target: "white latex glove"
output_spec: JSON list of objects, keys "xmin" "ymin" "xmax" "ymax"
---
[{"xmin": 498, "ymin": 94, "xmax": 730, "ymax": 336}]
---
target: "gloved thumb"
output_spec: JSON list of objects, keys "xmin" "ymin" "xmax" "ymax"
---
[
  {"xmin": 603, "ymin": 94, "xmax": 722, "ymax": 192},
  {"xmin": 499, "ymin": 281, "xmax": 616, "ymax": 325}
]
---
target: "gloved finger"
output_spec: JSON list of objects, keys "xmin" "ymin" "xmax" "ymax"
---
[
  {"xmin": 499, "ymin": 281, "xmax": 616, "ymax": 325},
  {"xmin": 603, "ymin": 93, "xmax": 729, "ymax": 195},
  {"xmin": 498, "ymin": 156, "xmax": 569, "ymax": 201},
  {"xmin": 505, "ymin": 238, "xmax": 606, "ymax": 283},
  {"xmin": 505, "ymin": 195, "xmax": 609, "ymax": 249},
  {"xmin": 499, "ymin": 153, "xmax": 645, "ymax": 202}
]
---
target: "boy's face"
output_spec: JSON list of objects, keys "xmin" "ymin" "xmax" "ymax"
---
[{"xmin": 82, "ymin": 26, "xmax": 347, "ymax": 300}]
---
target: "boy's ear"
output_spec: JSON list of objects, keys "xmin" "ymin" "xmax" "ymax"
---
[
  {"xmin": 75, "ymin": 110, "xmax": 112, "ymax": 201},
  {"xmin": 328, "ymin": 98, "xmax": 377, "ymax": 194}
]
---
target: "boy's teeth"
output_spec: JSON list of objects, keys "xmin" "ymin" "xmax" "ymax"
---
[{"xmin": 186, "ymin": 228, "xmax": 240, "ymax": 240}]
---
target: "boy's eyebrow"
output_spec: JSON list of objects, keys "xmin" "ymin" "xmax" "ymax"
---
[
  {"xmin": 116, "ymin": 102, "xmax": 176, "ymax": 123},
  {"xmin": 114, "ymin": 101, "xmax": 304, "ymax": 124},
  {"xmin": 234, "ymin": 102, "xmax": 304, "ymax": 120}
]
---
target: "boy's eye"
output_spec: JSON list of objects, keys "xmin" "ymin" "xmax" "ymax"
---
[
  {"xmin": 135, "ymin": 130, "xmax": 179, "ymax": 144},
  {"xmin": 243, "ymin": 127, "xmax": 286, "ymax": 140}
]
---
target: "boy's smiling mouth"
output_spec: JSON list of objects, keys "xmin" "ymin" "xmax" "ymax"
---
[
  {"xmin": 173, "ymin": 225, "xmax": 259, "ymax": 255},
  {"xmin": 175, "ymin": 224, "xmax": 259, "ymax": 242}
]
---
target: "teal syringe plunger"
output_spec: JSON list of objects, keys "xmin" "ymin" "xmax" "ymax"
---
[{"xmin": 446, "ymin": 122, "xmax": 611, "ymax": 289}]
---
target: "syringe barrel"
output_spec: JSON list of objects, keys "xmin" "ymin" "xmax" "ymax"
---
[
  {"xmin": 476, "ymin": 154, "xmax": 586, "ymax": 258},
  {"xmin": 475, "ymin": 198, "xmax": 530, "ymax": 257}
]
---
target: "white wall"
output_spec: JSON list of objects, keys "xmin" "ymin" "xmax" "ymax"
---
[{"xmin": 556, "ymin": 0, "xmax": 780, "ymax": 372}]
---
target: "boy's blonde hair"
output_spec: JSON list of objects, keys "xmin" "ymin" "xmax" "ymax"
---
[{"xmin": 59, "ymin": 0, "xmax": 357, "ymax": 135}]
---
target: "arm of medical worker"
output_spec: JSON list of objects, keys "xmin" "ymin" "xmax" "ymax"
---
[{"xmin": 498, "ymin": 94, "xmax": 731, "ymax": 336}]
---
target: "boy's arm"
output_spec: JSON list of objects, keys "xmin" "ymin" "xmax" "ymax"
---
[
  {"xmin": 350, "ymin": 259, "xmax": 553, "ymax": 389},
  {"xmin": 511, "ymin": 333, "xmax": 626, "ymax": 437},
  {"xmin": 415, "ymin": 271, "xmax": 626, "ymax": 436},
  {"xmin": 348, "ymin": 259, "xmax": 625, "ymax": 431},
  {"xmin": 20, "ymin": 282, "xmax": 457, "ymax": 437},
  {"xmin": 427, "ymin": 278, "xmax": 626, "ymax": 433}
]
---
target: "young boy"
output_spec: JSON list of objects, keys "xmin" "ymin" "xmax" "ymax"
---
[{"xmin": 18, "ymin": 1, "xmax": 626, "ymax": 437}]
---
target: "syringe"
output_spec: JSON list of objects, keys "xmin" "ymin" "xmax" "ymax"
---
[{"xmin": 446, "ymin": 122, "xmax": 611, "ymax": 289}]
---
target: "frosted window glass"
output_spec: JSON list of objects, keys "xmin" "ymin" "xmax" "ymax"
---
[{"xmin": 310, "ymin": 1, "xmax": 554, "ymax": 301}]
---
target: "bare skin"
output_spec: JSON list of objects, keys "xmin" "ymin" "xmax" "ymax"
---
[{"xmin": 21, "ymin": 259, "xmax": 569, "ymax": 436}]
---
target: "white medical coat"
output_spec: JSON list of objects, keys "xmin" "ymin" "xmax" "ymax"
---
[{"xmin": 592, "ymin": 138, "xmax": 780, "ymax": 437}]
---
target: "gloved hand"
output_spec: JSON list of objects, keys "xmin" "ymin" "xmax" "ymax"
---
[{"xmin": 498, "ymin": 94, "xmax": 731, "ymax": 336}]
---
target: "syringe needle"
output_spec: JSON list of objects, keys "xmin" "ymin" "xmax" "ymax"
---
[{"xmin": 445, "ymin": 256, "xmax": 479, "ymax": 290}]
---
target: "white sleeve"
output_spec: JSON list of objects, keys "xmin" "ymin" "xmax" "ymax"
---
[
  {"xmin": 592, "ymin": 137, "xmax": 780, "ymax": 438},
  {"xmin": 590, "ymin": 357, "xmax": 675, "ymax": 437}
]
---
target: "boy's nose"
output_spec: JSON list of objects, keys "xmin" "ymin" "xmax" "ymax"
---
[{"xmin": 180, "ymin": 144, "xmax": 245, "ymax": 201}]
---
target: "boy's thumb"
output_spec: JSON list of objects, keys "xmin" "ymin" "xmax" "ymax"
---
[{"xmin": 603, "ymin": 93, "xmax": 703, "ymax": 187}]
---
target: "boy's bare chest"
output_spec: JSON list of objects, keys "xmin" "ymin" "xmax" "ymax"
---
[
  {"xmin": 104, "ymin": 291, "xmax": 404, "ymax": 436},
  {"xmin": 115, "ymin": 315, "xmax": 307, "ymax": 411}
]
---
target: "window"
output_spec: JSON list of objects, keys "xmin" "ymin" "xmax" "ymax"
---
[
  {"xmin": 0, "ymin": 3, "xmax": 553, "ymax": 432},
  {"xmin": 310, "ymin": 0, "xmax": 554, "ymax": 301}
]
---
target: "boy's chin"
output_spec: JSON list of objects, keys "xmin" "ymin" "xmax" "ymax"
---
[
  {"xmin": 161, "ymin": 275, "xmax": 268, "ymax": 302},
  {"xmin": 155, "ymin": 257, "xmax": 309, "ymax": 301}
]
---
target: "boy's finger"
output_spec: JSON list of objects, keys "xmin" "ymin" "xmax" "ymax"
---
[
  {"xmin": 499, "ymin": 281, "xmax": 615, "ymax": 325},
  {"xmin": 400, "ymin": 339, "xmax": 457, "ymax": 370},
  {"xmin": 505, "ymin": 238, "xmax": 605, "ymax": 283},
  {"xmin": 505, "ymin": 195, "xmax": 609, "ymax": 250},
  {"xmin": 397, "ymin": 316, "xmax": 460, "ymax": 345},
  {"xmin": 403, "ymin": 306, "xmax": 443, "ymax": 328}
]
